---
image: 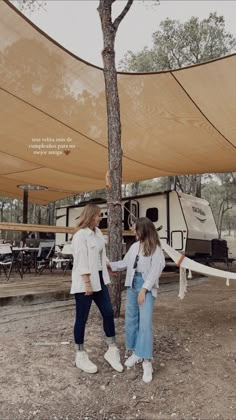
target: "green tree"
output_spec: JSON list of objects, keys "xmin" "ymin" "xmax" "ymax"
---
[
  {"xmin": 202, "ymin": 173, "xmax": 236, "ymax": 238},
  {"xmin": 120, "ymin": 13, "xmax": 236, "ymax": 72},
  {"xmin": 120, "ymin": 13, "xmax": 236, "ymax": 198}
]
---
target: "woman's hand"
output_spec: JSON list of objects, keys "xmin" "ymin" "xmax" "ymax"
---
[
  {"xmin": 82, "ymin": 274, "xmax": 93, "ymax": 296},
  {"xmin": 138, "ymin": 288, "xmax": 147, "ymax": 306},
  {"xmin": 107, "ymin": 262, "xmax": 118, "ymax": 277},
  {"xmin": 85, "ymin": 282, "xmax": 93, "ymax": 296}
]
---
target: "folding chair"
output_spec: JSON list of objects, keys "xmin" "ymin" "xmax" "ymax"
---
[
  {"xmin": 0, "ymin": 244, "xmax": 23, "ymax": 280},
  {"xmin": 51, "ymin": 243, "xmax": 73, "ymax": 276},
  {"xmin": 36, "ymin": 241, "xmax": 55, "ymax": 275}
]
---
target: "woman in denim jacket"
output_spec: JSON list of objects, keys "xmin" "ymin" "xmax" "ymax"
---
[{"xmin": 110, "ymin": 217, "xmax": 165, "ymax": 383}]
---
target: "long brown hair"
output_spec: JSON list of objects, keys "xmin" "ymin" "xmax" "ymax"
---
[
  {"xmin": 74, "ymin": 203, "xmax": 101, "ymax": 233},
  {"xmin": 135, "ymin": 217, "xmax": 161, "ymax": 256}
]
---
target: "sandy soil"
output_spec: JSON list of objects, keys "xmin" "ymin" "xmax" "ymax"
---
[{"xmin": 0, "ymin": 277, "xmax": 235, "ymax": 420}]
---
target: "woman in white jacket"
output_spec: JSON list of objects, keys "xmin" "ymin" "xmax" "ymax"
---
[
  {"xmin": 110, "ymin": 217, "xmax": 165, "ymax": 383},
  {"xmin": 71, "ymin": 204, "xmax": 123, "ymax": 374}
]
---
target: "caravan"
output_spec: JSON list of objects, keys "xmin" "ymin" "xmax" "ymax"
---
[{"xmin": 56, "ymin": 191, "xmax": 227, "ymax": 261}]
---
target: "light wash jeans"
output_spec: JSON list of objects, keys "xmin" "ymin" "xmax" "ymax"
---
[{"xmin": 125, "ymin": 272, "xmax": 155, "ymax": 359}]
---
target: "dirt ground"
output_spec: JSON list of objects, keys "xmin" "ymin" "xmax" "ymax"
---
[{"xmin": 0, "ymin": 276, "xmax": 235, "ymax": 420}]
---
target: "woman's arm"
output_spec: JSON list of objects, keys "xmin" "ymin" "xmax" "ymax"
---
[
  {"xmin": 109, "ymin": 260, "xmax": 127, "ymax": 272},
  {"xmin": 73, "ymin": 231, "xmax": 93, "ymax": 294},
  {"xmin": 73, "ymin": 231, "xmax": 91, "ymax": 276},
  {"xmin": 109, "ymin": 245, "xmax": 132, "ymax": 272},
  {"xmin": 82, "ymin": 274, "xmax": 93, "ymax": 295}
]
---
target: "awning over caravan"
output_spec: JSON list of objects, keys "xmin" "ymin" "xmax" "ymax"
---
[{"xmin": 0, "ymin": 1, "xmax": 236, "ymax": 204}]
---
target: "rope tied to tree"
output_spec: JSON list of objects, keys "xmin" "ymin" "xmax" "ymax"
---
[{"xmin": 107, "ymin": 200, "xmax": 122, "ymax": 207}]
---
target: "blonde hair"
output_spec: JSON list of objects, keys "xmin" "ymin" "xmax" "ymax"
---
[
  {"xmin": 135, "ymin": 217, "xmax": 160, "ymax": 256},
  {"xmin": 74, "ymin": 203, "xmax": 101, "ymax": 232}
]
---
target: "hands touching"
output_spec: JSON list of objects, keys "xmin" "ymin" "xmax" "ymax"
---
[{"xmin": 107, "ymin": 262, "xmax": 118, "ymax": 277}]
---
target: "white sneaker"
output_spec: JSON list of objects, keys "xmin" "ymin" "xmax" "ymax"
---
[
  {"xmin": 104, "ymin": 346, "xmax": 123, "ymax": 373},
  {"xmin": 142, "ymin": 361, "xmax": 153, "ymax": 383},
  {"xmin": 124, "ymin": 352, "xmax": 142, "ymax": 368},
  {"xmin": 75, "ymin": 350, "xmax": 98, "ymax": 374}
]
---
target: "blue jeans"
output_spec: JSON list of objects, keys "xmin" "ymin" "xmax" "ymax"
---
[
  {"xmin": 74, "ymin": 272, "xmax": 115, "ymax": 345},
  {"xmin": 125, "ymin": 272, "xmax": 155, "ymax": 359}
]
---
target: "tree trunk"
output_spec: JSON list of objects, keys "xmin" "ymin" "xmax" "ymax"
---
[
  {"xmin": 0, "ymin": 202, "xmax": 5, "ymax": 222},
  {"xmin": 38, "ymin": 206, "xmax": 41, "ymax": 225},
  {"xmin": 131, "ymin": 181, "xmax": 139, "ymax": 196},
  {"xmin": 217, "ymin": 202, "xmax": 225, "ymax": 239},
  {"xmin": 47, "ymin": 202, "xmax": 55, "ymax": 225},
  {"xmin": 98, "ymin": 0, "xmax": 134, "ymax": 317},
  {"xmin": 217, "ymin": 202, "xmax": 222, "ymax": 237},
  {"xmin": 32, "ymin": 203, "xmax": 36, "ymax": 224},
  {"xmin": 195, "ymin": 174, "xmax": 202, "ymax": 198},
  {"xmin": 218, "ymin": 211, "xmax": 223, "ymax": 239},
  {"xmin": 122, "ymin": 184, "xmax": 128, "ymax": 197},
  {"xmin": 167, "ymin": 176, "xmax": 174, "ymax": 190}
]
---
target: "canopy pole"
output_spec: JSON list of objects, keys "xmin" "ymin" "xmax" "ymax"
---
[{"xmin": 22, "ymin": 189, "xmax": 28, "ymax": 244}]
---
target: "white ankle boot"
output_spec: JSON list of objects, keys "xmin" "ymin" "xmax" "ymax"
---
[
  {"xmin": 104, "ymin": 346, "xmax": 123, "ymax": 372},
  {"xmin": 142, "ymin": 361, "xmax": 153, "ymax": 383},
  {"xmin": 75, "ymin": 350, "xmax": 98, "ymax": 374}
]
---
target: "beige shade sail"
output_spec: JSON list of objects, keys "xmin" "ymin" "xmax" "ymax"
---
[{"xmin": 0, "ymin": 1, "xmax": 236, "ymax": 204}]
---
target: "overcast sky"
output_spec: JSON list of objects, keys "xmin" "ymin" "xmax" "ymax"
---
[{"xmin": 15, "ymin": 0, "xmax": 236, "ymax": 67}]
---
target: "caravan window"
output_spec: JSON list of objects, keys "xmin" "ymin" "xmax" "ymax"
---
[{"xmin": 146, "ymin": 207, "xmax": 158, "ymax": 222}]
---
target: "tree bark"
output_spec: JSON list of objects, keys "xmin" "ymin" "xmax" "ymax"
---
[
  {"xmin": 32, "ymin": 203, "xmax": 36, "ymax": 224},
  {"xmin": 195, "ymin": 174, "xmax": 202, "ymax": 198},
  {"xmin": 48, "ymin": 202, "xmax": 55, "ymax": 225},
  {"xmin": 0, "ymin": 202, "xmax": 5, "ymax": 222},
  {"xmin": 98, "ymin": 0, "xmax": 133, "ymax": 317},
  {"xmin": 38, "ymin": 206, "xmax": 41, "ymax": 225},
  {"xmin": 167, "ymin": 176, "xmax": 174, "ymax": 190},
  {"xmin": 131, "ymin": 181, "xmax": 139, "ymax": 196}
]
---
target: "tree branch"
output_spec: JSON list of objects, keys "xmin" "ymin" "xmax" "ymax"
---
[
  {"xmin": 175, "ymin": 176, "xmax": 184, "ymax": 192},
  {"xmin": 230, "ymin": 172, "xmax": 236, "ymax": 185},
  {"xmin": 113, "ymin": 0, "xmax": 134, "ymax": 33}
]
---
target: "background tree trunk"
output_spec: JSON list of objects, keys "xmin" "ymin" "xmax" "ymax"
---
[
  {"xmin": 167, "ymin": 176, "xmax": 174, "ymax": 190},
  {"xmin": 195, "ymin": 174, "xmax": 202, "ymax": 198},
  {"xmin": 131, "ymin": 181, "xmax": 139, "ymax": 196},
  {"xmin": 0, "ymin": 202, "xmax": 5, "ymax": 222},
  {"xmin": 38, "ymin": 206, "xmax": 41, "ymax": 225},
  {"xmin": 32, "ymin": 203, "xmax": 36, "ymax": 224},
  {"xmin": 48, "ymin": 202, "xmax": 55, "ymax": 225}
]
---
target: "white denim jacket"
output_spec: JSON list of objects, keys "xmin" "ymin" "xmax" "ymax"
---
[
  {"xmin": 110, "ymin": 241, "xmax": 165, "ymax": 298},
  {"xmin": 70, "ymin": 227, "xmax": 110, "ymax": 294}
]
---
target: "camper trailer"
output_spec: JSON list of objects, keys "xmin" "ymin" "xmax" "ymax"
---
[{"xmin": 56, "ymin": 191, "xmax": 226, "ymax": 261}]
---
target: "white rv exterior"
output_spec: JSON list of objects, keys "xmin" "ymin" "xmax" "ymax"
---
[{"xmin": 55, "ymin": 191, "xmax": 219, "ymax": 258}]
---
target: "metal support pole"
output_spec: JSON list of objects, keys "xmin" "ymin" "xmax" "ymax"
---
[{"xmin": 22, "ymin": 189, "xmax": 28, "ymax": 244}]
